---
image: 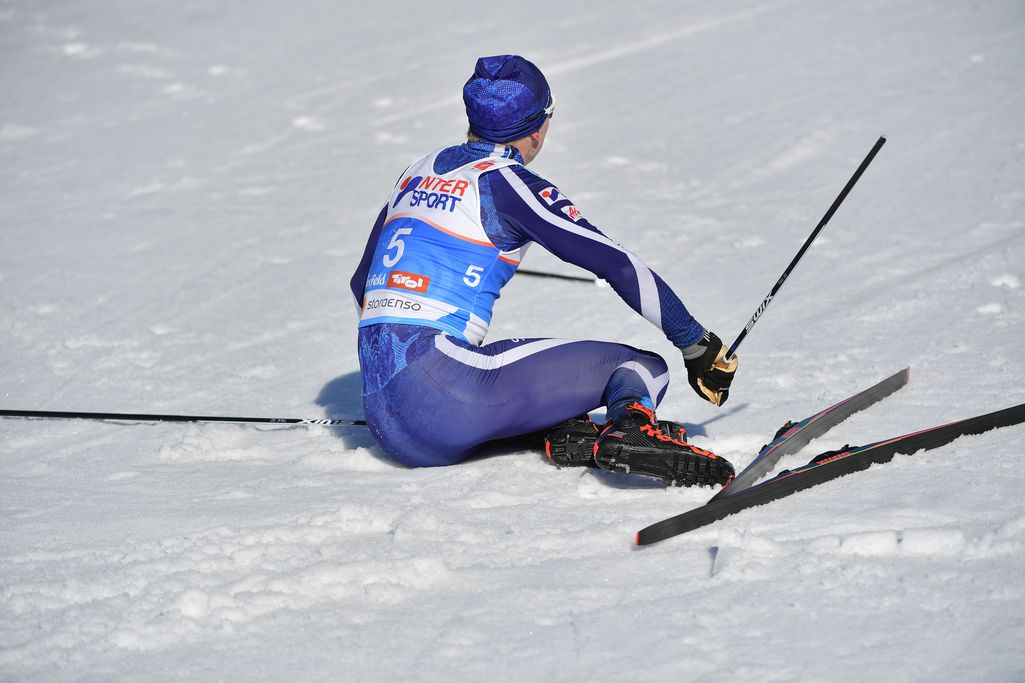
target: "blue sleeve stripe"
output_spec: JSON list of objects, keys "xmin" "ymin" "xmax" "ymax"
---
[
  {"xmin": 497, "ymin": 167, "xmax": 615, "ymax": 247},
  {"xmin": 496, "ymin": 166, "xmax": 663, "ymax": 330}
]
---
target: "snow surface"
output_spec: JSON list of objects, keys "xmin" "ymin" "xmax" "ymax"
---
[{"xmin": 2, "ymin": 1, "xmax": 1024, "ymax": 680}]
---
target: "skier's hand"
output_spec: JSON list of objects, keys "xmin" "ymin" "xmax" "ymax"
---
[{"xmin": 681, "ymin": 331, "xmax": 738, "ymax": 406}]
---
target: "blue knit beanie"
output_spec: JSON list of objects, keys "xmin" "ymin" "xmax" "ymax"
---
[{"xmin": 463, "ymin": 55, "xmax": 552, "ymax": 143}]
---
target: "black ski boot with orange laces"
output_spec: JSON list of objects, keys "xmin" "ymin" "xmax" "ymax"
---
[
  {"xmin": 593, "ymin": 402, "xmax": 735, "ymax": 487},
  {"xmin": 545, "ymin": 413, "xmax": 691, "ymax": 469},
  {"xmin": 545, "ymin": 415, "xmax": 602, "ymax": 467}
]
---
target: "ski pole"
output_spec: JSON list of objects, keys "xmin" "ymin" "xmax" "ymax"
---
[
  {"xmin": 518, "ymin": 268, "xmax": 597, "ymax": 283},
  {"xmin": 0, "ymin": 408, "xmax": 366, "ymax": 428},
  {"xmin": 726, "ymin": 135, "xmax": 887, "ymax": 360}
]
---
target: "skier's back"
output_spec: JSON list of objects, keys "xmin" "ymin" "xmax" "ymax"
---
[{"xmin": 350, "ymin": 55, "xmax": 738, "ymax": 485}]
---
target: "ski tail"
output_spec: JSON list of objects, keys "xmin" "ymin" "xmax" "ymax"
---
[{"xmin": 714, "ymin": 367, "xmax": 909, "ymax": 499}]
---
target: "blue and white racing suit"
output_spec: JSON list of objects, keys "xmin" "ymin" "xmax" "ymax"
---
[{"xmin": 350, "ymin": 140, "xmax": 705, "ymax": 467}]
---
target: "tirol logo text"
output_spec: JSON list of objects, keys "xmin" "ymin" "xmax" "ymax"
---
[
  {"xmin": 387, "ymin": 270, "xmax": 430, "ymax": 294},
  {"xmin": 393, "ymin": 174, "xmax": 469, "ymax": 213}
]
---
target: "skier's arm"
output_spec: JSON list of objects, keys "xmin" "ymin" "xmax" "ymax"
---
[
  {"xmin": 488, "ymin": 166, "xmax": 737, "ymax": 405},
  {"xmin": 349, "ymin": 205, "xmax": 388, "ymax": 313},
  {"xmin": 488, "ymin": 166, "xmax": 704, "ymax": 348}
]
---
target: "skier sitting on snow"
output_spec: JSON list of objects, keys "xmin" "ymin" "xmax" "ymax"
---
[{"xmin": 350, "ymin": 55, "xmax": 738, "ymax": 486}]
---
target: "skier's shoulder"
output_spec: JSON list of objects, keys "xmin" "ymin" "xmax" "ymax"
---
[
  {"xmin": 490, "ymin": 164, "xmax": 594, "ymax": 228},
  {"xmin": 491, "ymin": 164, "xmax": 573, "ymax": 207},
  {"xmin": 499, "ymin": 163, "xmax": 552, "ymax": 190}
]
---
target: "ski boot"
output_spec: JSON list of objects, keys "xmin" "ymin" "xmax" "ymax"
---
[
  {"xmin": 544, "ymin": 413, "xmax": 689, "ymax": 468},
  {"xmin": 593, "ymin": 402, "xmax": 734, "ymax": 487},
  {"xmin": 544, "ymin": 415, "xmax": 601, "ymax": 467}
]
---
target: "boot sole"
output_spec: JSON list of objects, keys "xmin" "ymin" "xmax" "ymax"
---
[
  {"xmin": 595, "ymin": 443, "xmax": 734, "ymax": 487},
  {"xmin": 545, "ymin": 420, "xmax": 688, "ymax": 469},
  {"xmin": 545, "ymin": 432, "xmax": 598, "ymax": 468}
]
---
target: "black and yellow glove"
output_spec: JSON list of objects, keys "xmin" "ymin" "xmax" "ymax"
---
[{"xmin": 681, "ymin": 331, "xmax": 738, "ymax": 406}]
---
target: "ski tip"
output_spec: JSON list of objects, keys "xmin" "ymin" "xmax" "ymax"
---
[{"xmin": 635, "ymin": 531, "xmax": 642, "ymax": 546}]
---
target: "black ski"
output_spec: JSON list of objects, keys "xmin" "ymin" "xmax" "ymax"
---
[
  {"xmin": 713, "ymin": 367, "xmax": 910, "ymax": 499},
  {"xmin": 636, "ymin": 401, "xmax": 1025, "ymax": 545}
]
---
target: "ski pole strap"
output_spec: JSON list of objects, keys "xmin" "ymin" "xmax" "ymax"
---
[{"xmin": 726, "ymin": 135, "xmax": 887, "ymax": 360}]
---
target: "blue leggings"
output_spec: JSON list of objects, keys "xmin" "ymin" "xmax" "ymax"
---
[{"xmin": 360, "ymin": 324, "xmax": 670, "ymax": 467}]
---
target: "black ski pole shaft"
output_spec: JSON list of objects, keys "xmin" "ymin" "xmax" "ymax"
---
[
  {"xmin": 518, "ymin": 268, "xmax": 597, "ymax": 283},
  {"xmin": 0, "ymin": 408, "xmax": 366, "ymax": 427},
  {"xmin": 726, "ymin": 135, "xmax": 887, "ymax": 360}
]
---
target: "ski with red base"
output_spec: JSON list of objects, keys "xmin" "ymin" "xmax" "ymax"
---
[
  {"xmin": 713, "ymin": 367, "xmax": 910, "ymax": 500},
  {"xmin": 636, "ymin": 399, "xmax": 1025, "ymax": 546}
]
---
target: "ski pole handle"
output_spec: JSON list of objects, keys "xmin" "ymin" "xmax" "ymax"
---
[{"xmin": 726, "ymin": 135, "xmax": 887, "ymax": 360}]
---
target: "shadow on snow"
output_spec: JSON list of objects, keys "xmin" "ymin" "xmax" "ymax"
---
[{"xmin": 315, "ymin": 371, "xmax": 745, "ymax": 489}]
